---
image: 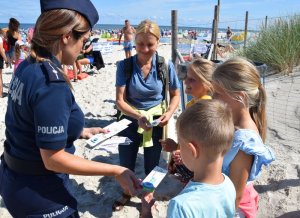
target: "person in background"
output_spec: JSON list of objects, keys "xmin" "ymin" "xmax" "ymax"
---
[
  {"xmin": 24, "ymin": 27, "xmax": 34, "ymax": 53},
  {"xmin": 0, "ymin": 28, "xmax": 9, "ymax": 97},
  {"xmin": 213, "ymin": 57, "xmax": 275, "ymax": 217},
  {"xmin": 6, "ymin": 17, "xmax": 22, "ymax": 68},
  {"xmin": 0, "ymin": 1, "xmax": 140, "ymax": 217},
  {"xmin": 74, "ymin": 35, "xmax": 94, "ymax": 78},
  {"xmin": 119, "ymin": 19, "xmax": 136, "ymax": 58},
  {"xmin": 226, "ymin": 26, "xmax": 233, "ymax": 40},
  {"xmin": 142, "ymin": 100, "xmax": 236, "ymax": 218},
  {"xmin": 13, "ymin": 40, "xmax": 28, "ymax": 72},
  {"xmin": 114, "ymin": 19, "xmax": 180, "ymax": 211}
]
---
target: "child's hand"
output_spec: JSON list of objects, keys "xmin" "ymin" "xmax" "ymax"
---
[
  {"xmin": 141, "ymin": 192, "xmax": 155, "ymax": 218},
  {"xmin": 160, "ymin": 138, "xmax": 178, "ymax": 152},
  {"xmin": 172, "ymin": 150, "xmax": 183, "ymax": 165}
]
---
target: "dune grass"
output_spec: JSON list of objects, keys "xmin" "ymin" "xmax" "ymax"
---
[{"xmin": 241, "ymin": 14, "xmax": 300, "ymax": 74}]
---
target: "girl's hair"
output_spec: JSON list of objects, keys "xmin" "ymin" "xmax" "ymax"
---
[
  {"xmin": 213, "ymin": 57, "xmax": 267, "ymax": 142},
  {"xmin": 31, "ymin": 9, "xmax": 90, "ymax": 88},
  {"xmin": 135, "ymin": 19, "xmax": 160, "ymax": 40},
  {"xmin": 8, "ymin": 18, "xmax": 20, "ymax": 32},
  {"xmin": 14, "ymin": 44, "xmax": 21, "ymax": 61},
  {"xmin": 188, "ymin": 58, "xmax": 214, "ymax": 95}
]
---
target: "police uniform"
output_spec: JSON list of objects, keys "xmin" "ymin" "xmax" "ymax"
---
[{"xmin": 0, "ymin": 0, "xmax": 98, "ymax": 217}]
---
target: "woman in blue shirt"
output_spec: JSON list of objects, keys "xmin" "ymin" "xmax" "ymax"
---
[
  {"xmin": 114, "ymin": 19, "xmax": 180, "ymax": 211},
  {"xmin": 0, "ymin": 1, "xmax": 140, "ymax": 217}
]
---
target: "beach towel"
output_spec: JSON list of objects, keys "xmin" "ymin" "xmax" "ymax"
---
[
  {"xmin": 77, "ymin": 73, "xmax": 89, "ymax": 80},
  {"xmin": 67, "ymin": 69, "xmax": 74, "ymax": 80}
]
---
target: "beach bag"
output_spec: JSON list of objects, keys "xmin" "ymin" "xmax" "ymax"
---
[{"xmin": 92, "ymin": 50, "xmax": 105, "ymax": 70}]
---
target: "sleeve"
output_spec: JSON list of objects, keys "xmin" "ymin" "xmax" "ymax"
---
[
  {"xmin": 115, "ymin": 60, "xmax": 126, "ymax": 87},
  {"xmin": 167, "ymin": 199, "xmax": 186, "ymax": 218},
  {"xmin": 168, "ymin": 60, "xmax": 181, "ymax": 90},
  {"xmin": 32, "ymin": 83, "xmax": 73, "ymax": 150},
  {"xmin": 237, "ymin": 131, "xmax": 276, "ymax": 181}
]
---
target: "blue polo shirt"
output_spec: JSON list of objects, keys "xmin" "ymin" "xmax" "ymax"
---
[
  {"xmin": 5, "ymin": 55, "xmax": 84, "ymax": 161},
  {"xmin": 115, "ymin": 54, "xmax": 180, "ymax": 110}
]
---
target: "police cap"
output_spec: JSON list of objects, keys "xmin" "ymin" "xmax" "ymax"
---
[{"xmin": 40, "ymin": 0, "xmax": 99, "ymax": 28}]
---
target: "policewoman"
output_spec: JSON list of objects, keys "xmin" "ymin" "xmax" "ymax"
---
[{"xmin": 0, "ymin": 0, "xmax": 140, "ymax": 217}]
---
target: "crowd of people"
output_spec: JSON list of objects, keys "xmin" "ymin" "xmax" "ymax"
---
[{"xmin": 0, "ymin": 0, "xmax": 275, "ymax": 217}]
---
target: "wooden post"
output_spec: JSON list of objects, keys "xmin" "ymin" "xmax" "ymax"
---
[
  {"xmin": 211, "ymin": 19, "xmax": 215, "ymax": 46},
  {"xmin": 265, "ymin": 16, "xmax": 268, "ymax": 29},
  {"xmin": 171, "ymin": 10, "xmax": 178, "ymax": 65},
  {"xmin": 215, "ymin": 2, "xmax": 220, "ymax": 60},
  {"xmin": 212, "ymin": 5, "xmax": 218, "ymax": 60},
  {"xmin": 244, "ymin": 11, "xmax": 248, "ymax": 49}
]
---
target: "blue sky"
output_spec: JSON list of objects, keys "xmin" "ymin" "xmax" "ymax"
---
[{"xmin": 0, "ymin": 0, "xmax": 299, "ymax": 29}]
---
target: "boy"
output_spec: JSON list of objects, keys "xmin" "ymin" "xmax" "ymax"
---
[{"xmin": 142, "ymin": 100, "xmax": 236, "ymax": 218}]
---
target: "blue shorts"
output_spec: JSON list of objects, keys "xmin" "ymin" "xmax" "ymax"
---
[
  {"xmin": 123, "ymin": 41, "xmax": 133, "ymax": 52},
  {"xmin": 86, "ymin": 55, "xmax": 94, "ymax": 64},
  {"xmin": 0, "ymin": 157, "xmax": 79, "ymax": 218}
]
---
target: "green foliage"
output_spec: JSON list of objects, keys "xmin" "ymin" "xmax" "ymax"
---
[{"xmin": 241, "ymin": 15, "xmax": 300, "ymax": 74}]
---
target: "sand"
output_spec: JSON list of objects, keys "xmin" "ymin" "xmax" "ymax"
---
[{"xmin": 0, "ymin": 43, "xmax": 299, "ymax": 218}]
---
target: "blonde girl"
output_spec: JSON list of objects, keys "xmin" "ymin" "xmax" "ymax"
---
[
  {"xmin": 212, "ymin": 57, "xmax": 275, "ymax": 218},
  {"xmin": 13, "ymin": 40, "xmax": 28, "ymax": 72},
  {"xmin": 161, "ymin": 58, "xmax": 214, "ymax": 173}
]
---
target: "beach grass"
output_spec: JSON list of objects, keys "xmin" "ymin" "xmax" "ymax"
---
[{"xmin": 241, "ymin": 14, "xmax": 300, "ymax": 74}]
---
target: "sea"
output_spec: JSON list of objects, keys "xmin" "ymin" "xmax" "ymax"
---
[{"xmin": 0, "ymin": 23, "xmax": 231, "ymax": 33}]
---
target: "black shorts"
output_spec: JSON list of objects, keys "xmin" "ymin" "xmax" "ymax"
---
[{"xmin": 0, "ymin": 55, "xmax": 3, "ymax": 69}]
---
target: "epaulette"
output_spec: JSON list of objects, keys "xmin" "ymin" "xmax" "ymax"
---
[{"xmin": 41, "ymin": 61, "xmax": 65, "ymax": 82}]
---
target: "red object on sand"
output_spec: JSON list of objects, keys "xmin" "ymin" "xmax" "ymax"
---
[
  {"xmin": 67, "ymin": 69, "xmax": 74, "ymax": 80},
  {"xmin": 182, "ymin": 55, "xmax": 190, "ymax": 62},
  {"xmin": 77, "ymin": 73, "xmax": 89, "ymax": 80}
]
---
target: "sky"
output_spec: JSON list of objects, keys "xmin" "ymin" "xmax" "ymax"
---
[{"xmin": 0, "ymin": 0, "xmax": 299, "ymax": 30}]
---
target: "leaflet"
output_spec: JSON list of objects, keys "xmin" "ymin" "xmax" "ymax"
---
[
  {"xmin": 142, "ymin": 166, "xmax": 168, "ymax": 189},
  {"xmin": 86, "ymin": 118, "xmax": 131, "ymax": 147}
]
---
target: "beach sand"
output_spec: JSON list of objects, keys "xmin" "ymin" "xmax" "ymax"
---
[{"xmin": 0, "ymin": 44, "xmax": 299, "ymax": 218}]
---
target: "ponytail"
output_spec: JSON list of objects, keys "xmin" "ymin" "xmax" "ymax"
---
[{"xmin": 250, "ymin": 85, "xmax": 267, "ymax": 142}]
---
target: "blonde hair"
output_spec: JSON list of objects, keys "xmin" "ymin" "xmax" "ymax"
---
[
  {"xmin": 176, "ymin": 100, "xmax": 234, "ymax": 158},
  {"xmin": 135, "ymin": 19, "xmax": 160, "ymax": 40},
  {"xmin": 213, "ymin": 57, "xmax": 267, "ymax": 141},
  {"xmin": 188, "ymin": 58, "xmax": 214, "ymax": 95},
  {"xmin": 31, "ymin": 9, "xmax": 90, "ymax": 88}
]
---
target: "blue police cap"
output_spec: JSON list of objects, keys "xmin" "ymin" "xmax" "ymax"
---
[{"xmin": 40, "ymin": 0, "xmax": 99, "ymax": 28}]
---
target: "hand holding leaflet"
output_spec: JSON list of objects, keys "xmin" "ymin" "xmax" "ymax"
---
[
  {"xmin": 142, "ymin": 166, "xmax": 168, "ymax": 192},
  {"xmin": 86, "ymin": 119, "xmax": 132, "ymax": 147},
  {"xmin": 146, "ymin": 118, "xmax": 161, "ymax": 128}
]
